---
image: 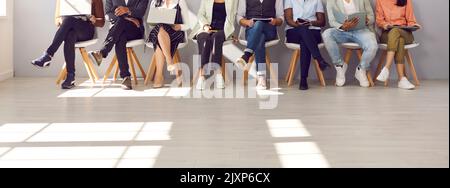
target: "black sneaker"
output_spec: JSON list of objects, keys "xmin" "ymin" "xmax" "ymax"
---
[
  {"xmin": 317, "ymin": 59, "xmax": 331, "ymax": 71},
  {"xmin": 61, "ymin": 73, "xmax": 76, "ymax": 89},
  {"xmin": 31, "ymin": 52, "xmax": 52, "ymax": 68},
  {"xmin": 121, "ymin": 76, "xmax": 133, "ymax": 90},
  {"xmin": 299, "ymin": 78, "xmax": 309, "ymax": 90},
  {"xmin": 88, "ymin": 50, "xmax": 104, "ymax": 66}
]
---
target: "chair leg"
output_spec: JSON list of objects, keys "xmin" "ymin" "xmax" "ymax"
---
[
  {"xmin": 285, "ymin": 50, "xmax": 297, "ymax": 82},
  {"xmin": 145, "ymin": 54, "xmax": 156, "ymax": 85},
  {"xmin": 127, "ymin": 48, "xmax": 138, "ymax": 85},
  {"xmin": 56, "ymin": 63, "xmax": 67, "ymax": 85},
  {"xmin": 221, "ymin": 56, "xmax": 229, "ymax": 83},
  {"xmin": 265, "ymin": 50, "xmax": 277, "ymax": 85},
  {"xmin": 79, "ymin": 49, "xmax": 96, "ymax": 84},
  {"xmin": 314, "ymin": 60, "xmax": 326, "ymax": 87},
  {"xmin": 288, "ymin": 50, "xmax": 300, "ymax": 87},
  {"xmin": 103, "ymin": 56, "xmax": 117, "ymax": 83},
  {"xmin": 113, "ymin": 62, "xmax": 119, "ymax": 81},
  {"xmin": 244, "ymin": 55, "xmax": 255, "ymax": 85},
  {"xmin": 131, "ymin": 49, "xmax": 147, "ymax": 79},
  {"xmin": 356, "ymin": 49, "xmax": 374, "ymax": 87},
  {"xmin": 80, "ymin": 48, "xmax": 99, "ymax": 81},
  {"xmin": 375, "ymin": 51, "xmax": 386, "ymax": 81},
  {"xmin": 405, "ymin": 50, "xmax": 420, "ymax": 86}
]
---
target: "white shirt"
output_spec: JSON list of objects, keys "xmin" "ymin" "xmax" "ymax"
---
[
  {"xmin": 125, "ymin": 0, "xmax": 129, "ymax": 5},
  {"xmin": 343, "ymin": 0, "xmax": 357, "ymax": 15},
  {"xmin": 284, "ymin": 0, "xmax": 324, "ymax": 30}
]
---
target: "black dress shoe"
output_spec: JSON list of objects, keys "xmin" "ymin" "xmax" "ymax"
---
[
  {"xmin": 61, "ymin": 73, "xmax": 76, "ymax": 90},
  {"xmin": 31, "ymin": 52, "xmax": 52, "ymax": 68},
  {"xmin": 299, "ymin": 78, "xmax": 309, "ymax": 90},
  {"xmin": 121, "ymin": 76, "xmax": 133, "ymax": 90},
  {"xmin": 317, "ymin": 59, "xmax": 331, "ymax": 71}
]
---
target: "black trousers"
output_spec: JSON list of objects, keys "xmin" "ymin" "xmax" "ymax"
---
[
  {"xmin": 286, "ymin": 26, "xmax": 323, "ymax": 78},
  {"xmin": 46, "ymin": 17, "xmax": 94, "ymax": 75},
  {"xmin": 100, "ymin": 18, "xmax": 143, "ymax": 78},
  {"xmin": 196, "ymin": 31, "xmax": 226, "ymax": 68}
]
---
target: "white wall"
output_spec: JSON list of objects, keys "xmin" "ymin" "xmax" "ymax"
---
[
  {"xmin": 0, "ymin": 0, "xmax": 13, "ymax": 81},
  {"xmin": 12, "ymin": 0, "xmax": 450, "ymax": 80}
]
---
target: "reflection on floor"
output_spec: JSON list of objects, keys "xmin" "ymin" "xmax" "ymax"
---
[{"xmin": 0, "ymin": 78, "xmax": 448, "ymax": 168}]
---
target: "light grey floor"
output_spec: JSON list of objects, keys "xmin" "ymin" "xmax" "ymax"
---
[{"xmin": 0, "ymin": 78, "xmax": 448, "ymax": 168}]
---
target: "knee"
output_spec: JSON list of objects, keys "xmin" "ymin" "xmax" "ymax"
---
[
  {"xmin": 212, "ymin": 32, "xmax": 225, "ymax": 41},
  {"xmin": 363, "ymin": 41, "xmax": 378, "ymax": 54},
  {"xmin": 61, "ymin": 17, "xmax": 77, "ymax": 26},
  {"xmin": 253, "ymin": 21, "xmax": 265, "ymax": 30},
  {"xmin": 322, "ymin": 28, "xmax": 336, "ymax": 41}
]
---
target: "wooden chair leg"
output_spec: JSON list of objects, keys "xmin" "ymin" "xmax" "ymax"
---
[
  {"xmin": 113, "ymin": 62, "xmax": 119, "ymax": 81},
  {"xmin": 356, "ymin": 49, "xmax": 374, "ymax": 87},
  {"xmin": 131, "ymin": 49, "xmax": 147, "ymax": 79},
  {"xmin": 221, "ymin": 56, "xmax": 228, "ymax": 83},
  {"xmin": 285, "ymin": 50, "xmax": 297, "ymax": 82},
  {"xmin": 244, "ymin": 55, "xmax": 255, "ymax": 85},
  {"xmin": 314, "ymin": 60, "xmax": 326, "ymax": 87},
  {"xmin": 145, "ymin": 54, "xmax": 156, "ymax": 85},
  {"xmin": 56, "ymin": 63, "xmax": 67, "ymax": 85},
  {"xmin": 287, "ymin": 50, "xmax": 300, "ymax": 86},
  {"xmin": 80, "ymin": 48, "xmax": 99, "ymax": 81},
  {"xmin": 375, "ymin": 51, "xmax": 386, "ymax": 80},
  {"xmin": 103, "ymin": 56, "xmax": 117, "ymax": 83},
  {"xmin": 405, "ymin": 50, "xmax": 419, "ymax": 86},
  {"xmin": 265, "ymin": 50, "xmax": 277, "ymax": 84},
  {"xmin": 127, "ymin": 48, "xmax": 138, "ymax": 85}
]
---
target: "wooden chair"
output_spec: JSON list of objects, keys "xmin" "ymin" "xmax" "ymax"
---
[
  {"xmin": 144, "ymin": 32, "xmax": 188, "ymax": 85},
  {"xmin": 102, "ymin": 39, "xmax": 147, "ymax": 85},
  {"xmin": 374, "ymin": 43, "xmax": 420, "ymax": 86},
  {"xmin": 284, "ymin": 40, "xmax": 326, "ymax": 87},
  {"xmin": 237, "ymin": 26, "xmax": 279, "ymax": 85},
  {"xmin": 341, "ymin": 43, "xmax": 375, "ymax": 87},
  {"xmin": 56, "ymin": 32, "xmax": 99, "ymax": 85}
]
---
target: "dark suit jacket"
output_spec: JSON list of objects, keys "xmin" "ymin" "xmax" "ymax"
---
[{"xmin": 105, "ymin": 0, "xmax": 149, "ymax": 25}]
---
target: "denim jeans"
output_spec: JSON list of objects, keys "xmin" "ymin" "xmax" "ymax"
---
[
  {"xmin": 322, "ymin": 28, "xmax": 378, "ymax": 70},
  {"xmin": 245, "ymin": 21, "xmax": 277, "ymax": 73}
]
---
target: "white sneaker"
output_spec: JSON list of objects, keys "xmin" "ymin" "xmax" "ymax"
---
[
  {"xmin": 196, "ymin": 76, "xmax": 206, "ymax": 90},
  {"xmin": 355, "ymin": 67, "xmax": 370, "ymax": 88},
  {"xmin": 234, "ymin": 58, "xmax": 247, "ymax": 70},
  {"xmin": 377, "ymin": 67, "xmax": 390, "ymax": 82},
  {"xmin": 256, "ymin": 75, "xmax": 267, "ymax": 90},
  {"xmin": 335, "ymin": 64, "xmax": 348, "ymax": 87},
  {"xmin": 398, "ymin": 77, "xmax": 415, "ymax": 90},
  {"xmin": 215, "ymin": 74, "xmax": 225, "ymax": 89}
]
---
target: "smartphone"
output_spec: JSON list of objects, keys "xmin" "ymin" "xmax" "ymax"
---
[{"xmin": 297, "ymin": 18, "xmax": 310, "ymax": 24}]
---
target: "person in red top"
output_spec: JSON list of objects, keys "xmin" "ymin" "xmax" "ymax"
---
[{"xmin": 376, "ymin": 0, "xmax": 422, "ymax": 90}]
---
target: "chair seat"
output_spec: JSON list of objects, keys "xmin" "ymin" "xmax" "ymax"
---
[
  {"xmin": 285, "ymin": 42, "xmax": 325, "ymax": 50},
  {"xmin": 126, "ymin": 39, "xmax": 145, "ymax": 48},
  {"xmin": 75, "ymin": 39, "xmax": 98, "ymax": 48},
  {"xmin": 239, "ymin": 39, "xmax": 280, "ymax": 48},
  {"xmin": 378, "ymin": 42, "xmax": 420, "ymax": 50},
  {"xmin": 341, "ymin": 42, "xmax": 362, "ymax": 49}
]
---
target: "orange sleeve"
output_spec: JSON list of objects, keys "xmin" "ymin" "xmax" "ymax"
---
[
  {"xmin": 376, "ymin": 0, "xmax": 388, "ymax": 28},
  {"xmin": 406, "ymin": 0, "xmax": 418, "ymax": 26}
]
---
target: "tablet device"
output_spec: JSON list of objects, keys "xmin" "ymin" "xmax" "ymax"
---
[
  {"xmin": 252, "ymin": 18, "xmax": 272, "ymax": 22},
  {"xmin": 346, "ymin": 12, "xmax": 367, "ymax": 31},
  {"xmin": 388, "ymin": 25, "xmax": 420, "ymax": 32},
  {"xmin": 147, "ymin": 7, "xmax": 177, "ymax": 25},
  {"xmin": 60, "ymin": 0, "xmax": 92, "ymax": 16}
]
